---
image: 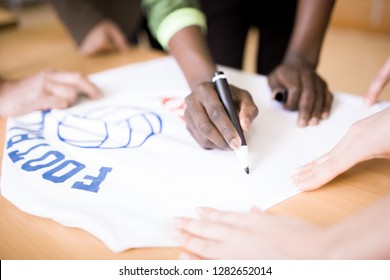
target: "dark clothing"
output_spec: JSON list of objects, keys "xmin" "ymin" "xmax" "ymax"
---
[
  {"xmin": 50, "ymin": 0, "xmax": 162, "ymax": 50},
  {"xmin": 200, "ymin": 0, "xmax": 298, "ymax": 75}
]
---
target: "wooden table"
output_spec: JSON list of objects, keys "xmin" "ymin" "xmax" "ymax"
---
[
  {"xmin": 0, "ymin": 7, "xmax": 18, "ymax": 30},
  {"xmin": 1, "ymin": 19, "xmax": 389, "ymax": 260}
]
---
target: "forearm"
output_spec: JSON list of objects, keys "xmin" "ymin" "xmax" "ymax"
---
[
  {"xmin": 168, "ymin": 26, "xmax": 216, "ymax": 90},
  {"xmin": 325, "ymin": 194, "xmax": 390, "ymax": 259},
  {"xmin": 284, "ymin": 0, "xmax": 335, "ymax": 67},
  {"xmin": 142, "ymin": 0, "xmax": 215, "ymax": 89}
]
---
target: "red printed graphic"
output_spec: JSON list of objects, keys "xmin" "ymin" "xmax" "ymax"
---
[{"xmin": 161, "ymin": 97, "xmax": 186, "ymax": 122}]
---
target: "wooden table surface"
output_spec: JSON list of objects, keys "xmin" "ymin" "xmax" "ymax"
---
[{"xmin": 1, "ymin": 19, "xmax": 389, "ymax": 260}]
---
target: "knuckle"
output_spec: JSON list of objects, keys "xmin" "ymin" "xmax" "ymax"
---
[
  {"xmin": 251, "ymin": 105, "xmax": 259, "ymax": 119},
  {"xmin": 289, "ymin": 86, "xmax": 301, "ymax": 97},
  {"xmin": 198, "ymin": 121, "xmax": 213, "ymax": 135},
  {"xmin": 208, "ymin": 106, "xmax": 225, "ymax": 122},
  {"xmin": 184, "ymin": 94, "xmax": 195, "ymax": 106},
  {"xmin": 220, "ymin": 124, "xmax": 233, "ymax": 140}
]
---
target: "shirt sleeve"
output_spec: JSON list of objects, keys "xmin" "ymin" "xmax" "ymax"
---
[{"xmin": 141, "ymin": 0, "xmax": 206, "ymax": 49}]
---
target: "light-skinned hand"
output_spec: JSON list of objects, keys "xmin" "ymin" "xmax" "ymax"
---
[
  {"xmin": 0, "ymin": 70, "xmax": 102, "ymax": 117},
  {"xmin": 173, "ymin": 206, "xmax": 325, "ymax": 259},
  {"xmin": 291, "ymin": 107, "xmax": 390, "ymax": 191},
  {"xmin": 79, "ymin": 19, "xmax": 128, "ymax": 56}
]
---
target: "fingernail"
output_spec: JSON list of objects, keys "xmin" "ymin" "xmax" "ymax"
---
[
  {"xmin": 363, "ymin": 98, "xmax": 373, "ymax": 107},
  {"xmin": 298, "ymin": 119, "xmax": 307, "ymax": 128},
  {"xmin": 309, "ymin": 117, "xmax": 319, "ymax": 126},
  {"xmin": 321, "ymin": 112, "xmax": 329, "ymax": 119}
]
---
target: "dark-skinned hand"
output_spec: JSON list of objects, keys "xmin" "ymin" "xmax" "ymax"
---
[
  {"xmin": 268, "ymin": 62, "xmax": 333, "ymax": 127},
  {"xmin": 184, "ymin": 82, "xmax": 258, "ymax": 150}
]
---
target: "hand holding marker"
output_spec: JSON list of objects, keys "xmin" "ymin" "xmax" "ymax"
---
[{"xmin": 212, "ymin": 71, "xmax": 250, "ymax": 174}]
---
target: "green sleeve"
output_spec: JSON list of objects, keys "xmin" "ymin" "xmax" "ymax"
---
[{"xmin": 142, "ymin": 0, "xmax": 206, "ymax": 49}]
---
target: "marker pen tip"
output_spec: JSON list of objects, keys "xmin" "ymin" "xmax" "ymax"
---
[{"xmin": 245, "ymin": 167, "xmax": 250, "ymax": 174}]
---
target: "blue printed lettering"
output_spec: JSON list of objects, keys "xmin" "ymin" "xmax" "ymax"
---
[
  {"xmin": 7, "ymin": 133, "xmax": 44, "ymax": 149},
  {"xmin": 22, "ymin": 151, "xmax": 65, "ymax": 171},
  {"xmin": 8, "ymin": 143, "xmax": 49, "ymax": 163},
  {"xmin": 72, "ymin": 167, "xmax": 112, "ymax": 193},
  {"xmin": 42, "ymin": 160, "xmax": 86, "ymax": 183}
]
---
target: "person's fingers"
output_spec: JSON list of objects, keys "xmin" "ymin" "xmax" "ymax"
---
[
  {"xmin": 290, "ymin": 154, "xmax": 344, "ymax": 191},
  {"xmin": 184, "ymin": 110, "xmax": 219, "ymax": 149},
  {"xmin": 232, "ymin": 87, "xmax": 259, "ymax": 132},
  {"xmin": 295, "ymin": 152, "xmax": 330, "ymax": 173},
  {"xmin": 364, "ymin": 57, "xmax": 390, "ymax": 106},
  {"xmin": 197, "ymin": 207, "xmax": 252, "ymax": 227},
  {"xmin": 365, "ymin": 79, "xmax": 385, "ymax": 106},
  {"xmin": 203, "ymin": 101, "xmax": 241, "ymax": 150},
  {"xmin": 267, "ymin": 73, "xmax": 280, "ymax": 90},
  {"xmin": 186, "ymin": 84, "xmax": 240, "ymax": 150},
  {"xmin": 308, "ymin": 79, "xmax": 325, "ymax": 126},
  {"xmin": 321, "ymin": 89, "xmax": 333, "ymax": 120},
  {"xmin": 268, "ymin": 75, "xmax": 289, "ymax": 103},
  {"xmin": 175, "ymin": 228, "xmax": 222, "ymax": 260},
  {"xmin": 41, "ymin": 94, "xmax": 70, "ymax": 110},
  {"xmin": 267, "ymin": 74, "xmax": 285, "ymax": 98},
  {"xmin": 291, "ymin": 126, "xmax": 366, "ymax": 191},
  {"xmin": 47, "ymin": 71, "xmax": 102, "ymax": 99},
  {"xmin": 291, "ymin": 161, "xmax": 336, "ymax": 191},
  {"xmin": 80, "ymin": 37, "xmax": 115, "ymax": 56},
  {"xmin": 275, "ymin": 68, "xmax": 302, "ymax": 111},
  {"xmin": 297, "ymin": 75, "xmax": 315, "ymax": 127},
  {"xmin": 173, "ymin": 216, "xmax": 233, "ymax": 241},
  {"xmin": 44, "ymin": 80, "xmax": 78, "ymax": 105}
]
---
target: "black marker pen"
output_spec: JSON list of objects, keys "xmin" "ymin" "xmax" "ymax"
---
[
  {"xmin": 213, "ymin": 71, "xmax": 249, "ymax": 174},
  {"xmin": 273, "ymin": 88, "xmax": 288, "ymax": 103}
]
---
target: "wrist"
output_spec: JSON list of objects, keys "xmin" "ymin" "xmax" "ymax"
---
[
  {"xmin": 282, "ymin": 53, "xmax": 318, "ymax": 70},
  {"xmin": 167, "ymin": 25, "xmax": 216, "ymax": 90}
]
